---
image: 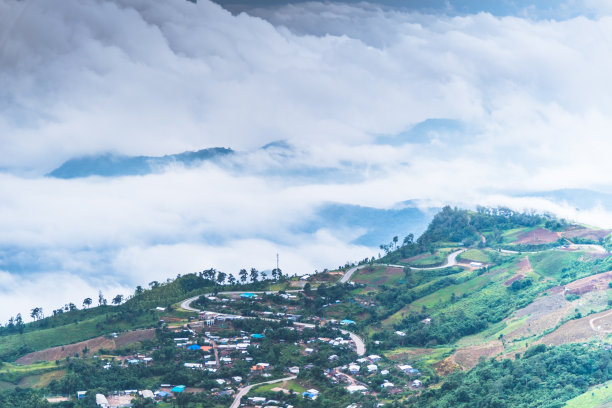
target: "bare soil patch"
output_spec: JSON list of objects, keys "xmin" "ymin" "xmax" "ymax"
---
[
  {"xmin": 516, "ymin": 228, "xmax": 560, "ymax": 245},
  {"xmin": 403, "ymin": 253, "xmax": 432, "ymax": 262},
  {"xmin": 565, "ymin": 271, "xmax": 612, "ymax": 295},
  {"xmin": 515, "ymin": 293, "xmax": 566, "ymax": 320},
  {"xmin": 107, "ymin": 395, "xmax": 134, "ymax": 406},
  {"xmin": 453, "ymin": 341, "xmax": 503, "ymax": 370},
  {"xmin": 501, "ymin": 292, "xmax": 570, "ymax": 341},
  {"xmin": 46, "ymin": 397, "xmax": 70, "ymax": 403},
  {"xmin": 16, "ymin": 329, "xmax": 155, "ymax": 365},
  {"xmin": 387, "ymin": 348, "xmax": 434, "ymax": 362},
  {"xmin": 537, "ymin": 316, "xmax": 595, "ymax": 346},
  {"xmin": 517, "ymin": 256, "xmax": 533, "ymax": 273},
  {"xmin": 505, "ymin": 274, "xmax": 525, "ymax": 286},
  {"xmin": 536, "ymin": 308, "xmax": 612, "ymax": 346},
  {"xmin": 433, "ymin": 356, "xmax": 459, "ymax": 376},
  {"xmin": 563, "ymin": 228, "xmax": 612, "ymax": 241}
]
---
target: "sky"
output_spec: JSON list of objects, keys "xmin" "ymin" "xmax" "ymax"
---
[{"xmin": 2, "ymin": 0, "xmax": 612, "ymax": 321}]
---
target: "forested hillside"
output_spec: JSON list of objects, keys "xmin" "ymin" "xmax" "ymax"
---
[{"xmin": 2, "ymin": 207, "xmax": 612, "ymax": 408}]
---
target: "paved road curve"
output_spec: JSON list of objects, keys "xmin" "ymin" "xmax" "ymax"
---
[
  {"xmin": 230, "ymin": 376, "xmax": 296, "ymax": 408},
  {"xmin": 408, "ymin": 248, "xmax": 466, "ymax": 270},
  {"xmin": 338, "ymin": 265, "xmax": 366, "ymax": 284}
]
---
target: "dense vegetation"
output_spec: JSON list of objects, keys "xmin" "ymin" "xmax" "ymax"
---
[
  {"xmin": 409, "ymin": 344, "xmax": 612, "ymax": 408},
  {"xmin": 378, "ymin": 206, "xmax": 567, "ymax": 264}
]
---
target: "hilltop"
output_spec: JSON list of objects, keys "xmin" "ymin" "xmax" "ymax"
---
[
  {"xmin": 47, "ymin": 147, "xmax": 234, "ymax": 179},
  {"xmin": 2, "ymin": 206, "xmax": 612, "ymax": 407}
]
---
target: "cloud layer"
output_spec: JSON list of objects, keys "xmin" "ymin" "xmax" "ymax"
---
[{"xmin": 2, "ymin": 0, "xmax": 612, "ymax": 321}]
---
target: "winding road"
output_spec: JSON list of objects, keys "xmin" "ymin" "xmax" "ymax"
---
[
  {"xmin": 229, "ymin": 376, "xmax": 296, "ymax": 408},
  {"xmin": 180, "ymin": 293, "xmax": 366, "ymax": 357},
  {"xmin": 339, "ymin": 248, "xmax": 467, "ymax": 281},
  {"xmin": 339, "ymin": 265, "xmax": 366, "ymax": 284},
  {"xmin": 179, "ymin": 246, "xmax": 477, "ymax": 407},
  {"xmin": 408, "ymin": 248, "xmax": 466, "ymax": 270}
]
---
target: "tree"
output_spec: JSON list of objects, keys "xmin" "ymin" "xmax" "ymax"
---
[
  {"xmin": 203, "ymin": 268, "xmax": 216, "ymax": 282},
  {"xmin": 30, "ymin": 307, "xmax": 42, "ymax": 321},
  {"xmin": 149, "ymin": 281, "xmax": 159, "ymax": 289},
  {"xmin": 112, "ymin": 294, "xmax": 124, "ymax": 305},
  {"xmin": 135, "ymin": 285, "xmax": 144, "ymax": 296},
  {"xmin": 239, "ymin": 269, "xmax": 248, "ymax": 283},
  {"xmin": 216, "ymin": 271, "xmax": 227, "ymax": 285},
  {"xmin": 15, "ymin": 313, "xmax": 24, "ymax": 334},
  {"xmin": 393, "ymin": 236, "xmax": 399, "ymax": 248},
  {"xmin": 250, "ymin": 268, "xmax": 259, "ymax": 283},
  {"xmin": 228, "ymin": 275, "xmax": 236, "ymax": 285},
  {"xmin": 98, "ymin": 290, "xmax": 106, "ymax": 306},
  {"xmin": 82, "ymin": 298, "xmax": 92, "ymax": 309},
  {"xmin": 261, "ymin": 271, "xmax": 268, "ymax": 281}
]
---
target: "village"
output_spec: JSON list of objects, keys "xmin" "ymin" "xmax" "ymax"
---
[{"xmin": 50, "ymin": 285, "xmax": 425, "ymax": 408}]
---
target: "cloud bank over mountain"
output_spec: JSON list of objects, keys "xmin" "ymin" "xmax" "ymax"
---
[{"xmin": 1, "ymin": 0, "xmax": 612, "ymax": 321}]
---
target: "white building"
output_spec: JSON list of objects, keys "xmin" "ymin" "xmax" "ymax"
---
[
  {"xmin": 346, "ymin": 385, "xmax": 367, "ymax": 393},
  {"xmin": 95, "ymin": 394, "xmax": 109, "ymax": 408}
]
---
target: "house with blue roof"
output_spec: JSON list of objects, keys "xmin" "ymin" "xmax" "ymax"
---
[
  {"xmin": 251, "ymin": 333, "xmax": 265, "ymax": 339},
  {"xmin": 340, "ymin": 319, "xmax": 355, "ymax": 325},
  {"xmin": 302, "ymin": 391, "xmax": 318, "ymax": 400},
  {"xmin": 171, "ymin": 385, "xmax": 186, "ymax": 393},
  {"xmin": 240, "ymin": 293, "xmax": 258, "ymax": 299}
]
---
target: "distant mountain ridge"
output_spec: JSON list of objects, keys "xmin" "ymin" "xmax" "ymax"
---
[{"xmin": 47, "ymin": 147, "xmax": 234, "ymax": 179}]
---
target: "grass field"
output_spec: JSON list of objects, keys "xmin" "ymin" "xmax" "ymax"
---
[
  {"xmin": 353, "ymin": 265, "xmax": 404, "ymax": 288},
  {"xmin": 405, "ymin": 248, "xmax": 454, "ymax": 267},
  {"xmin": 0, "ymin": 380, "xmax": 15, "ymax": 390},
  {"xmin": 0, "ymin": 361, "xmax": 60, "ymax": 383},
  {"xmin": 409, "ymin": 275, "xmax": 492, "ymax": 310},
  {"xmin": 18, "ymin": 369, "xmax": 66, "ymax": 388},
  {"xmin": 458, "ymin": 249, "xmax": 492, "ymax": 263},
  {"xmin": 528, "ymin": 251, "xmax": 583, "ymax": 278},
  {"xmin": 565, "ymin": 380, "xmax": 612, "ymax": 407}
]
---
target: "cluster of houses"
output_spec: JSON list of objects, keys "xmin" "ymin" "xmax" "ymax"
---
[
  {"xmin": 397, "ymin": 364, "xmax": 422, "ymax": 387},
  {"xmin": 247, "ymin": 396, "xmax": 296, "ymax": 408},
  {"xmin": 77, "ymin": 389, "xmax": 159, "ymax": 408}
]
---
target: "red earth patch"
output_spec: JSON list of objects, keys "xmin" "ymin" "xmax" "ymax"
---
[{"xmin": 516, "ymin": 228, "xmax": 560, "ymax": 245}]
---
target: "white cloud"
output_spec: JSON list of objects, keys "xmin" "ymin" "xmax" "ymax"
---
[
  {"xmin": 3, "ymin": 0, "xmax": 612, "ymax": 320},
  {"xmin": 0, "ymin": 270, "xmax": 132, "ymax": 323}
]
